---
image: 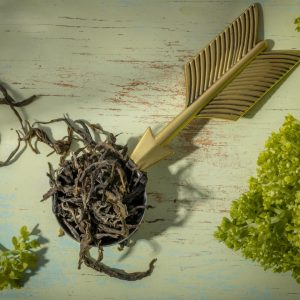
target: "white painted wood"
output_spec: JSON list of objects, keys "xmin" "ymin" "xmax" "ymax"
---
[{"xmin": 1, "ymin": 1, "xmax": 300, "ymax": 299}]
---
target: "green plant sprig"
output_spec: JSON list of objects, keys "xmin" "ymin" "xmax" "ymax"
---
[
  {"xmin": 0, "ymin": 226, "xmax": 40, "ymax": 290},
  {"xmin": 215, "ymin": 115, "xmax": 300, "ymax": 283},
  {"xmin": 295, "ymin": 17, "xmax": 300, "ymax": 32}
]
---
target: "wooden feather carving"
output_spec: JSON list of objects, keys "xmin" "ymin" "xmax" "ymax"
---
[
  {"xmin": 185, "ymin": 4, "xmax": 259, "ymax": 106},
  {"xmin": 198, "ymin": 51, "xmax": 300, "ymax": 120}
]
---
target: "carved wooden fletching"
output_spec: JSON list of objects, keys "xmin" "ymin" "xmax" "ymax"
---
[
  {"xmin": 184, "ymin": 2, "xmax": 300, "ymax": 121},
  {"xmin": 185, "ymin": 4, "xmax": 259, "ymax": 106},
  {"xmin": 197, "ymin": 51, "xmax": 300, "ymax": 120}
]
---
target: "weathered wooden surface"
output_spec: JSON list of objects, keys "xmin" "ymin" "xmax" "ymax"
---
[{"xmin": 0, "ymin": 0, "xmax": 300, "ymax": 299}]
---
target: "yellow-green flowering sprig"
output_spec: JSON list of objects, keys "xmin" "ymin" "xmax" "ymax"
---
[
  {"xmin": 0, "ymin": 226, "xmax": 40, "ymax": 290},
  {"xmin": 215, "ymin": 115, "xmax": 300, "ymax": 283},
  {"xmin": 295, "ymin": 17, "xmax": 300, "ymax": 32}
]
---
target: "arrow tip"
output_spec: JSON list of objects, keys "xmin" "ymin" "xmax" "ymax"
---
[{"xmin": 130, "ymin": 127, "xmax": 173, "ymax": 170}]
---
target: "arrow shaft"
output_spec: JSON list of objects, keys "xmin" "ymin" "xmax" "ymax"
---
[
  {"xmin": 130, "ymin": 40, "xmax": 268, "ymax": 170},
  {"xmin": 155, "ymin": 40, "xmax": 268, "ymax": 146}
]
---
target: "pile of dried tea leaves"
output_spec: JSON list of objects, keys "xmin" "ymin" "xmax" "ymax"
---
[
  {"xmin": 0, "ymin": 84, "xmax": 156, "ymax": 280},
  {"xmin": 42, "ymin": 119, "xmax": 156, "ymax": 280}
]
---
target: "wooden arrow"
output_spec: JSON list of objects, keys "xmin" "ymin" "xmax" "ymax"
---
[{"xmin": 130, "ymin": 4, "xmax": 300, "ymax": 170}]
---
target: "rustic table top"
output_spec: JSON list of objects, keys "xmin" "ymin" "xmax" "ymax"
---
[{"xmin": 1, "ymin": 0, "xmax": 300, "ymax": 299}]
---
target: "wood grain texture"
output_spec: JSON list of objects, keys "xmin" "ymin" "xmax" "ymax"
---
[{"xmin": 0, "ymin": 0, "xmax": 300, "ymax": 299}]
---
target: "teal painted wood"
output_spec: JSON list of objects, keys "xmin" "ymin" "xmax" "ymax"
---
[{"xmin": 0, "ymin": 0, "xmax": 300, "ymax": 299}]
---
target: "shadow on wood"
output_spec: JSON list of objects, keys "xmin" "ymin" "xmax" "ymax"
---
[
  {"xmin": 119, "ymin": 118, "xmax": 211, "ymax": 260},
  {"xmin": 19, "ymin": 224, "xmax": 49, "ymax": 287}
]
